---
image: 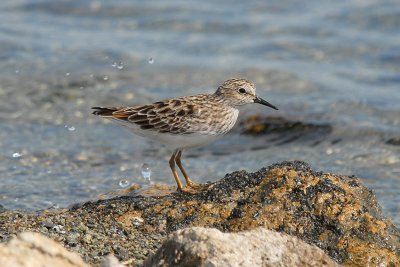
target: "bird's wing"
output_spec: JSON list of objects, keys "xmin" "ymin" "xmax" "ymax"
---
[{"xmin": 92, "ymin": 98, "xmax": 200, "ymax": 134}]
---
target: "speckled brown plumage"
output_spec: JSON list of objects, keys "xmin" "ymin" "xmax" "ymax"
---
[
  {"xmin": 92, "ymin": 78, "xmax": 278, "ymax": 192},
  {"xmin": 93, "ymin": 94, "xmax": 237, "ymax": 135}
]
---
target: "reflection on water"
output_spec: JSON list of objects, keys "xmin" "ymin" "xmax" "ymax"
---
[{"xmin": 0, "ymin": 0, "xmax": 399, "ymax": 225}]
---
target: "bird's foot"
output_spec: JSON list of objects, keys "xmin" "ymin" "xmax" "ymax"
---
[
  {"xmin": 177, "ymin": 182, "xmax": 211, "ymax": 194},
  {"xmin": 185, "ymin": 178, "xmax": 210, "ymax": 188}
]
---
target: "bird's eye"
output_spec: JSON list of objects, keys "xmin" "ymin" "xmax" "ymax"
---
[{"xmin": 239, "ymin": 88, "xmax": 246, "ymax": 94}]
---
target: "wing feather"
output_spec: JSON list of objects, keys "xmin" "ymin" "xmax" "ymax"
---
[{"xmin": 92, "ymin": 97, "xmax": 201, "ymax": 134}]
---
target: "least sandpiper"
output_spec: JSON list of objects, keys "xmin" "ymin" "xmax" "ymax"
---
[{"xmin": 92, "ymin": 78, "xmax": 278, "ymax": 192}]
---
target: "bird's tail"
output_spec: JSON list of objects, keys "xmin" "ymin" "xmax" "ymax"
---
[{"xmin": 91, "ymin": 107, "xmax": 119, "ymax": 117}]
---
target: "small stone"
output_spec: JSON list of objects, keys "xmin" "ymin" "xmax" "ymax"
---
[
  {"xmin": 101, "ymin": 254, "xmax": 125, "ymax": 267},
  {"xmin": 77, "ymin": 222, "xmax": 89, "ymax": 233},
  {"xmin": 82, "ymin": 234, "xmax": 92, "ymax": 244}
]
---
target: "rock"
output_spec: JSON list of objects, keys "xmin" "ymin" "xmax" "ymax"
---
[
  {"xmin": 144, "ymin": 227, "xmax": 339, "ymax": 267},
  {"xmin": 101, "ymin": 254, "xmax": 126, "ymax": 267},
  {"xmin": 0, "ymin": 161, "xmax": 399, "ymax": 266},
  {"xmin": 0, "ymin": 232, "xmax": 90, "ymax": 267},
  {"xmin": 386, "ymin": 137, "xmax": 400, "ymax": 146},
  {"xmin": 238, "ymin": 115, "xmax": 332, "ymax": 146}
]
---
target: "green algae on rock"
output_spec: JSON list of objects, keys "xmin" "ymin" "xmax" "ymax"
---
[{"xmin": 0, "ymin": 161, "xmax": 399, "ymax": 266}]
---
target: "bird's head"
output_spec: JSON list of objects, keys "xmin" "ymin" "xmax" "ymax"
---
[{"xmin": 214, "ymin": 78, "xmax": 278, "ymax": 110}]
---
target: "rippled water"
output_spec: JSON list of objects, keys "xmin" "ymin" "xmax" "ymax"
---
[{"xmin": 0, "ymin": 0, "xmax": 399, "ymax": 225}]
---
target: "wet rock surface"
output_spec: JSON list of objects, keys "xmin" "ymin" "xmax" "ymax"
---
[
  {"xmin": 0, "ymin": 161, "xmax": 399, "ymax": 266},
  {"xmin": 239, "ymin": 115, "xmax": 332, "ymax": 146},
  {"xmin": 144, "ymin": 227, "xmax": 339, "ymax": 267},
  {"xmin": 386, "ymin": 138, "xmax": 400, "ymax": 146}
]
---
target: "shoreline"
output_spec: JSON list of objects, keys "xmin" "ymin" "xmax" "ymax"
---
[{"xmin": 1, "ymin": 161, "xmax": 399, "ymax": 266}]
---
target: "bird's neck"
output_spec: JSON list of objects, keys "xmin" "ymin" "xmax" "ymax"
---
[{"xmin": 212, "ymin": 93, "xmax": 237, "ymax": 108}]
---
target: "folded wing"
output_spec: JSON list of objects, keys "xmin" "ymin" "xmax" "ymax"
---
[{"xmin": 92, "ymin": 99, "xmax": 199, "ymax": 135}]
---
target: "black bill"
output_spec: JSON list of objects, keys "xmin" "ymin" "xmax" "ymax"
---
[{"xmin": 254, "ymin": 96, "xmax": 279, "ymax": 110}]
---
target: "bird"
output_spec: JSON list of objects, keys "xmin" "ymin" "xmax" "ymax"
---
[{"xmin": 92, "ymin": 78, "xmax": 278, "ymax": 193}]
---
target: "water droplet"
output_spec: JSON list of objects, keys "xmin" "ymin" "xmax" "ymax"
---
[
  {"xmin": 117, "ymin": 62, "xmax": 124, "ymax": 70},
  {"xmin": 12, "ymin": 152, "xmax": 22, "ymax": 158},
  {"xmin": 148, "ymin": 57, "xmax": 154, "ymax": 64},
  {"xmin": 103, "ymin": 75, "xmax": 109, "ymax": 81},
  {"xmin": 119, "ymin": 179, "xmax": 130, "ymax": 188},
  {"xmin": 65, "ymin": 72, "xmax": 70, "ymax": 76},
  {"xmin": 141, "ymin": 163, "xmax": 151, "ymax": 180},
  {"xmin": 326, "ymin": 148, "xmax": 333, "ymax": 155},
  {"xmin": 65, "ymin": 125, "xmax": 75, "ymax": 131}
]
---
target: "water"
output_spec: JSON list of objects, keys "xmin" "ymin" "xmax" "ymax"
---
[
  {"xmin": 0, "ymin": 0, "xmax": 399, "ymax": 225},
  {"xmin": 12, "ymin": 152, "xmax": 22, "ymax": 158},
  {"xmin": 141, "ymin": 163, "xmax": 151, "ymax": 181},
  {"xmin": 118, "ymin": 179, "xmax": 130, "ymax": 188},
  {"xmin": 112, "ymin": 62, "xmax": 124, "ymax": 70}
]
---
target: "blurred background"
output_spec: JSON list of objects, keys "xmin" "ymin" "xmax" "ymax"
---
[{"xmin": 0, "ymin": 0, "xmax": 399, "ymax": 225}]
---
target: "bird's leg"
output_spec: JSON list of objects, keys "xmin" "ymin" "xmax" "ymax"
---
[
  {"xmin": 175, "ymin": 150, "xmax": 201, "ymax": 188},
  {"xmin": 169, "ymin": 150, "xmax": 184, "ymax": 191}
]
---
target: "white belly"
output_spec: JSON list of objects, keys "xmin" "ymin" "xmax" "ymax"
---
[
  {"xmin": 110, "ymin": 118, "xmax": 223, "ymax": 149},
  {"xmin": 137, "ymin": 130, "xmax": 221, "ymax": 149}
]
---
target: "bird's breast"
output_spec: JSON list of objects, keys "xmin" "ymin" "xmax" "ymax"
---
[{"xmin": 205, "ymin": 106, "xmax": 239, "ymax": 135}]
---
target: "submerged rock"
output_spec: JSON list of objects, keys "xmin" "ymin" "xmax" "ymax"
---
[
  {"xmin": 239, "ymin": 115, "xmax": 332, "ymax": 146},
  {"xmin": 0, "ymin": 161, "xmax": 399, "ymax": 266},
  {"xmin": 144, "ymin": 227, "xmax": 339, "ymax": 267},
  {"xmin": 386, "ymin": 138, "xmax": 400, "ymax": 146}
]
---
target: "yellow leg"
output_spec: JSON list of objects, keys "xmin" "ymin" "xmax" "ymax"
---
[
  {"xmin": 175, "ymin": 150, "xmax": 202, "ymax": 188},
  {"xmin": 169, "ymin": 150, "xmax": 184, "ymax": 191}
]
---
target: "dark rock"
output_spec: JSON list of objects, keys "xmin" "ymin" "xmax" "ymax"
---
[
  {"xmin": 0, "ymin": 161, "xmax": 399, "ymax": 266},
  {"xmin": 386, "ymin": 138, "xmax": 400, "ymax": 146},
  {"xmin": 238, "ymin": 115, "xmax": 332, "ymax": 146}
]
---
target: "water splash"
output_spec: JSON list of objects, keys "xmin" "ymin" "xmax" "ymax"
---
[
  {"xmin": 12, "ymin": 152, "xmax": 22, "ymax": 158},
  {"xmin": 112, "ymin": 61, "xmax": 124, "ymax": 70},
  {"xmin": 117, "ymin": 62, "xmax": 124, "ymax": 70},
  {"xmin": 141, "ymin": 163, "xmax": 151, "ymax": 180},
  {"xmin": 65, "ymin": 125, "xmax": 75, "ymax": 131},
  {"xmin": 119, "ymin": 179, "xmax": 130, "ymax": 188}
]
